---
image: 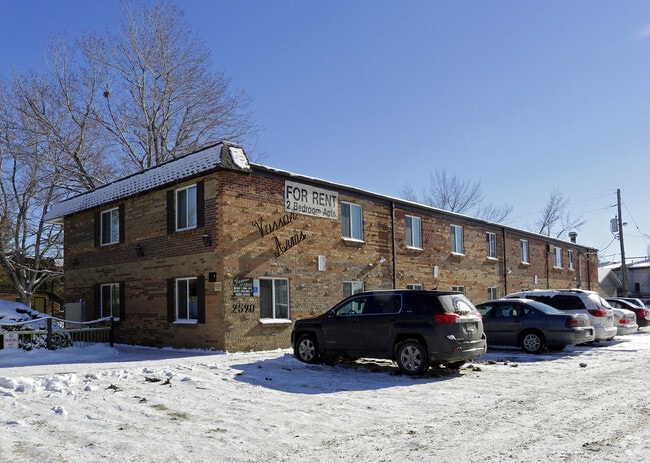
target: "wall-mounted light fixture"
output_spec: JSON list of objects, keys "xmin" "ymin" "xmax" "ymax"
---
[
  {"xmin": 135, "ymin": 243, "xmax": 144, "ymax": 257},
  {"xmin": 378, "ymin": 256, "xmax": 386, "ymax": 264},
  {"xmin": 72, "ymin": 257, "xmax": 79, "ymax": 267},
  {"xmin": 202, "ymin": 231, "xmax": 212, "ymax": 247}
]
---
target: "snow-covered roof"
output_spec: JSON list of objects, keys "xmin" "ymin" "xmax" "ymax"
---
[
  {"xmin": 44, "ymin": 142, "xmax": 250, "ymax": 223},
  {"xmin": 598, "ymin": 267, "xmax": 622, "ymax": 286}
]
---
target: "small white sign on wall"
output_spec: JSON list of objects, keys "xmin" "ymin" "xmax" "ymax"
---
[{"xmin": 3, "ymin": 331, "xmax": 19, "ymax": 349}]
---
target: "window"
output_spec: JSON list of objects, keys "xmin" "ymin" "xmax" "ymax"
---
[
  {"xmin": 96, "ymin": 282, "xmax": 125, "ymax": 320},
  {"xmin": 553, "ymin": 246, "xmax": 563, "ymax": 268},
  {"xmin": 450, "ymin": 225, "xmax": 463, "ymax": 254},
  {"xmin": 167, "ymin": 181, "xmax": 204, "ymax": 234},
  {"xmin": 406, "ymin": 215, "xmax": 422, "ymax": 249},
  {"xmin": 100, "ymin": 208, "xmax": 120, "ymax": 245},
  {"xmin": 488, "ymin": 287, "xmax": 498, "ymax": 300},
  {"xmin": 260, "ymin": 278, "xmax": 289, "ymax": 319},
  {"xmin": 343, "ymin": 281, "xmax": 364, "ymax": 298},
  {"xmin": 341, "ymin": 202, "xmax": 363, "ymax": 240},
  {"xmin": 100, "ymin": 283, "xmax": 121, "ymax": 320},
  {"xmin": 486, "ymin": 232, "xmax": 497, "ymax": 259},
  {"xmin": 520, "ymin": 240, "xmax": 529, "ymax": 264},
  {"xmin": 176, "ymin": 185, "xmax": 197, "ymax": 231},
  {"xmin": 177, "ymin": 277, "xmax": 198, "ymax": 320},
  {"xmin": 407, "ymin": 283, "xmax": 423, "ymax": 290},
  {"xmin": 452, "ymin": 285, "xmax": 465, "ymax": 294},
  {"xmin": 568, "ymin": 250, "xmax": 575, "ymax": 270},
  {"xmin": 167, "ymin": 276, "xmax": 205, "ymax": 323}
]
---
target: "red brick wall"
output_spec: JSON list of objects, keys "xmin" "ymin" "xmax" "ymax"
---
[{"xmin": 62, "ymin": 168, "xmax": 598, "ymax": 351}]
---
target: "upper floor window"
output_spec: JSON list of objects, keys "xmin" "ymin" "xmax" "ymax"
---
[
  {"xmin": 343, "ymin": 281, "xmax": 364, "ymax": 298},
  {"xmin": 260, "ymin": 278, "xmax": 289, "ymax": 320},
  {"xmin": 341, "ymin": 202, "xmax": 363, "ymax": 241},
  {"xmin": 177, "ymin": 185, "xmax": 197, "ymax": 231},
  {"xmin": 553, "ymin": 246, "xmax": 563, "ymax": 268},
  {"xmin": 167, "ymin": 181, "xmax": 204, "ymax": 234},
  {"xmin": 568, "ymin": 250, "xmax": 575, "ymax": 270},
  {"xmin": 486, "ymin": 232, "xmax": 497, "ymax": 259},
  {"xmin": 406, "ymin": 215, "xmax": 422, "ymax": 249},
  {"xmin": 521, "ymin": 240, "xmax": 530, "ymax": 264},
  {"xmin": 450, "ymin": 225, "xmax": 463, "ymax": 254},
  {"xmin": 101, "ymin": 208, "xmax": 120, "ymax": 245}
]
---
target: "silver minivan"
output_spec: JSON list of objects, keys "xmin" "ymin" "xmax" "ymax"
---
[{"xmin": 505, "ymin": 289, "xmax": 617, "ymax": 342}]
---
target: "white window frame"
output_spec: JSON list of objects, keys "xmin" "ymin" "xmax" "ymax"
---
[
  {"xmin": 260, "ymin": 278, "xmax": 290, "ymax": 320},
  {"xmin": 553, "ymin": 246, "xmax": 563, "ymax": 268},
  {"xmin": 101, "ymin": 207, "xmax": 120, "ymax": 246},
  {"xmin": 406, "ymin": 215, "xmax": 422, "ymax": 249},
  {"xmin": 452, "ymin": 285, "xmax": 465, "ymax": 294},
  {"xmin": 100, "ymin": 283, "xmax": 120, "ymax": 320},
  {"xmin": 487, "ymin": 287, "xmax": 498, "ymax": 300},
  {"xmin": 568, "ymin": 250, "xmax": 575, "ymax": 270},
  {"xmin": 341, "ymin": 202, "xmax": 363, "ymax": 241},
  {"xmin": 407, "ymin": 283, "xmax": 423, "ymax": 290},
  {"xmin": 450, "ymin": 225, "xmax": 464, "ymax": 255},
  {"xmin": 176, "ymin": 277, "xmax": 198, "ymax": 321},
  {"xmin": 343, "ymin": 281, "xmax": 364, "ymax": 298},
  {"xmin": 521, "ymin": 240, "xmax": 530, "ymax": 264},
  {"xmin": 486, "ymin": 232, "xmax": 497, "ymax": 259},
  {"xmin": 176, "ymin": 184, "xmax": 197, "ymax": 231}
]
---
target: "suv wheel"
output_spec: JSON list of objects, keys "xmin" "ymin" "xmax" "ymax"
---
[
  {"xmin": 520, "ymin": 331, "xmax": 545, "ymax": 354},
  {"xmin": 395, "ymin": 340, "xmax": 428, "ymax": 375},
  {"xmin": 295, "ymin": 334, "xmax": 319, "ymax": 363}
]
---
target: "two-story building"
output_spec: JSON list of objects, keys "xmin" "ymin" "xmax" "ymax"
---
[{"xmin": 44, "ymin": 142, "xmax": 598, "ymax": 351}]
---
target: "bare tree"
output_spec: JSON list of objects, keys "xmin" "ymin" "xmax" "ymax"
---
[
  {"xmin": 85, "ymin": 0, "xmax": 260, "ymax": 170},
  {"xmin": 0, "ymin": 0, "xmax": 261, "ymax": 306},
  {"xmin": 535, "ymin": 189, "xmax": 585, "ymax": 238},
  {"xmin": 0, "ymin": 87, "xmax": 64, "ymax": 305},
  {"xmin": 401, "ymin": 169, "xmax": 512, "ymax": 222}
]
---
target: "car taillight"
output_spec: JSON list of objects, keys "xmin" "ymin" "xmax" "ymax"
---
[
  {"xmin": 434, "ymin": 313, "xmax": 460, "ymax": 323},
  {"xmin": 588, "ymin": 309, "xmax": 607, "ymax": 317},
  {"xmin": 565, "ymin": 318, "xmax": 579, "ymax": 328}
]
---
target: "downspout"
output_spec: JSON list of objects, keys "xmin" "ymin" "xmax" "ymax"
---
[
  {"xmin": 390, "ymin": 201, "xmax": 397, "ymax": 289},
  {"xmin": 502, "ymin": 227, "xmax": 508, "ymax": 295}
]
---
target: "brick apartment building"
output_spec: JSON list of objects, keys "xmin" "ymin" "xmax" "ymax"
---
[{"xmin": 44, "ymin": 142, "xmax": 598, "ymax": 351}]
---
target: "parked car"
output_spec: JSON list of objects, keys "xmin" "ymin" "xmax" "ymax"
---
[
  {"xmin": 606, "ymin": 297, "xmax": 650, "ymax": 328},
  {"xmin": 476, "ymin": 298, "xmax": 595, "ymax": 354},
  {"xmin": 505, "ymin": 289, "xmax": 617, "ymax": 341},
  {"xmin": 611, "ymin": 307, "xmax": 638, "ymax": 335},
  {"xmin": 291, "ymin": 290, "xmax": 487, "ymax": 375}
]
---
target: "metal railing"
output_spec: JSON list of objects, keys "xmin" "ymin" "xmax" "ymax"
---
[{"xmin": 0, "ymin": 317, "xmax": 113, "ymax": 351}]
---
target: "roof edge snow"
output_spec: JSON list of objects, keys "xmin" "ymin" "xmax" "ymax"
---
[{"xmin": 44, "ymin": 142, "xmax": 249, "ymax": 223}]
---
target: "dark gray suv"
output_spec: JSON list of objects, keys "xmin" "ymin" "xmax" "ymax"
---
[{"xmin": 291, "ymin": 290, "xmax": 487, "ymax": 375}]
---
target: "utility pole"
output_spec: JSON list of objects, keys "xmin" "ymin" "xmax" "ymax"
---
[{"xmin": 617, "ymin": 189, "xmax": 628, "ymax": 296}]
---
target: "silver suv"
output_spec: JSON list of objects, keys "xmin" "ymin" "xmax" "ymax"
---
[{"xmin": 505, "ymin": 289, "xmax": 617, "ymax": 341}]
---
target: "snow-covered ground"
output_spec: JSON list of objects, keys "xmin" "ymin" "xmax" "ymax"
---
[{"xmin": 1, "ymin": 331, "xmax": 649, "ymax": 462}]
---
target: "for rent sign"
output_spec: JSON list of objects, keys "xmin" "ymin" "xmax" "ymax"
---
[{"xmin": 285, "ymin": 181, "xmax": 338, "ymax": 219}]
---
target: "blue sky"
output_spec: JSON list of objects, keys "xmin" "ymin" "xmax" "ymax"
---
[{"xmin": 2, "ymin": 0, "xmax": 650, "ymax": 262}]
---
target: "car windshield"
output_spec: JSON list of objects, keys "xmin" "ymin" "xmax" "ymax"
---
[{"xmin": 526, "ymin": 300, "xmax": 563, "ymax": 315}]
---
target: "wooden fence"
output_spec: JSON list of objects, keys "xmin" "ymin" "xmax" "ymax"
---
[{"xmin": 0, "ymin": 317, "xmax": 113, "ymax": 351}]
